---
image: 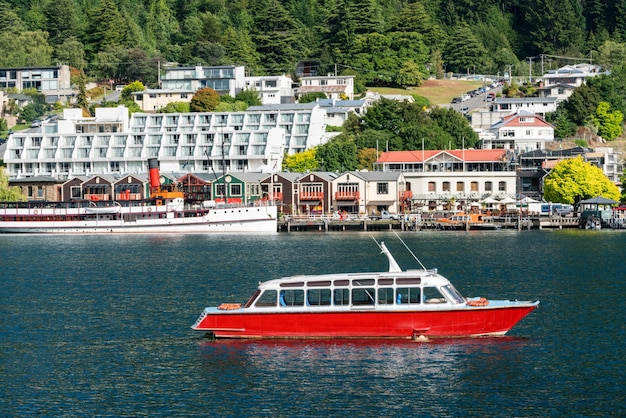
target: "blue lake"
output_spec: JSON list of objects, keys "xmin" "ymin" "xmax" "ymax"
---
[{"xmin": 0, "ymin": 230, "xmax": 624, "ymax": 416}]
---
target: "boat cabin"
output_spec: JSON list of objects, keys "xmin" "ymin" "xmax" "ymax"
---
[{"xmin": 242, "ymin": 271, "xmax": 466, "ymax": 310}]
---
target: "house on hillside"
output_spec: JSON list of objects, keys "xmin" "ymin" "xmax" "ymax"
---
[
  {"xmin": 537, "ymin": 64, "xmax": 605, "ymax": 102},
  {"xmin": 483, "ymin": 109, "xmax": 554, "ymax": 152}
]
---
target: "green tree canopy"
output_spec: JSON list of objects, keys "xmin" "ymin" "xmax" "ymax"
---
[
  {"xmin": 590, "ymin": 101, "xmax": 623, "ymax": 140},
  {"xmin": 543, "ymin": 156, "xmax": 621, "ymax": 204},
  {"xmin": 0, "ymin": 167, "xmax": 26, "ymax": 202},
  {"xmin": 282, "ymin": 148, "xmax": 318, "ymax": 172}
]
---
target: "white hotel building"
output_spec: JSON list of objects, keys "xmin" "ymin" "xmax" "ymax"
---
[{"xmin": 3, "ymin": 103, "xmax": 328, "ymax": 179}]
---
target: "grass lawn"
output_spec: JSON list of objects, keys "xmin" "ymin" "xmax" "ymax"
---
[{"xmin": 368, "ymin": 79, "xmax": 485, "ymax": 106}]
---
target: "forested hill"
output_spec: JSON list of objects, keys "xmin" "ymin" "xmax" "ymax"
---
[{"xmin": 0, "ymin": 0, "xmax": 625, "ymax": 87}]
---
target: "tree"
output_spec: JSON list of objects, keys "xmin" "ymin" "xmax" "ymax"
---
[
  {"xmin": 235, "ymin": 89, "xmax": 262, "ymax": 107},
  {"xmin": 44, "ymin": 0, "xmax": 79, "ymax": 46},
  {"xmin": 190, "ymin": 88, "xmax": 220, "ymax": 112},
  {"xmin": 357, "ymin": 148, "xmax": 379, "ymax": 170},
  {"xmin": 54, "ymin": 37, "xmax": 86, "ymax": 70},
  {"xmin": 0, "ymin": 30, "xmax": 53, "ymax": 67},
  {"xmin": 282, "ymin": 149, "xmax": 318, "ymax": 172},
  {"xmin": 120, "ymin": 81, "xmax": 145, "ymax": 102},
  {"xmin": 543, "ymin": 157, "xmax": 621, "ymax": 204},
  {"xmin": 443, "ymin": 22, "xmax": 487, "ymax": 74},
  {"xmin": 158, "ymin": 102, "xmax": 191, "ymax": 113},
  {"xmin": 299, "ymin": 92, "xmax": 327, "ymax": 103},
  {"xmin": 75, "ymin": 71, "xmax": 89, "ymax": 110},
  {"xmin": 0, "ymin": 167, "xmax": 26, "ymax": 202},
  {"xmin": 315, "ymin": 137, "xmax": 358, "ymax": 172},
  {"xmin": 590, "ymin": 101, "xmax": 623, "ymax": 140},
  {"xmin": 561, "ymin": 84, "xmax": 601, "ymax": 126},
  {"xmin": 396, "ymin": 60, "xmax": 425, "ymax": 87}
]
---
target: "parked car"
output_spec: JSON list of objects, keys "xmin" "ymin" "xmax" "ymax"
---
[
  {"xmin": 460, "ymin": 106, "xmax": 469, "ymax": 114},
  {"xmin": 368, "ymin": 210, "xmax": 399, "ymax": 221},
  {"xmin": 451, "ymin": 97, "xmax": 462, "ymax": 104}
]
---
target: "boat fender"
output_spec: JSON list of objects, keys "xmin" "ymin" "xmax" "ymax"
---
[
  {"xmin": 147, "ymin": 207, "xmax": 152, "ymax": 212},
  {"xmin": 218, "ymin": 303, "xmax": 242, "ymax": 310},
  {"xmin": 466, "ymin": 297, "xmax": 489, "ymax": 307}
]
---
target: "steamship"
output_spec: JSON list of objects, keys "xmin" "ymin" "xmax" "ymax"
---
[{"xmin": 0, "ymin": 159, "xmax": 278, "ymax": 234}]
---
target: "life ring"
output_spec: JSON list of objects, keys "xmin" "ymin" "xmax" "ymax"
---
[
  {"xmin": 33, "ymin": 210, "xmax": 38, "ymax": 215},
  {"xmin": 466, "ymin": 297, "xmax": 489, "ymax": 307},
  {"xmin": 90, "ymin": 195, "xmax": 99, "ymax": 202},
  {"xmin": 147, "ymin": 207, "xmax": 152, "ymax": 212},
  {"xmin": 218, "ymin": 303, "xmax": 242, "ymax": 311}
]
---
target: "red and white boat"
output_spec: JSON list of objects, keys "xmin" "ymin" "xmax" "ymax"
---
[{"xmin": 192, "ymin": 240, "xmax": 539, "ymax": 339}]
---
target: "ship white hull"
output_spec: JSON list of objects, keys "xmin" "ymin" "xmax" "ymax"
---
[{"xmin": 0, "ymin": 205, "xmax": 277, "ymax": 234}]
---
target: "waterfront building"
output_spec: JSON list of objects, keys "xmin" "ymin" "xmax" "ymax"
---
[
  {"xmin": 332, "ymin": 171, "xmax": 407, "ymax": 215},
  {"xmin": 374, "ymin": 149, "xmax": 516, "ymax": 212}
]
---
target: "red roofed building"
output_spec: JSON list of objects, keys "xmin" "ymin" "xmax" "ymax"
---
[
  {"xmin": 484, "ymin": 109, "xmax": 554, "ymax": 152},
  {"xmin": 374, "ymin": 149, "xmax": 517, "ymax": 211}
]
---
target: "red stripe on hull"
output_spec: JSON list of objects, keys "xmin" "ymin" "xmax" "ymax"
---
[{"xmin": 194, "ymin": 306, "xmax": 537, "ymax": 339}]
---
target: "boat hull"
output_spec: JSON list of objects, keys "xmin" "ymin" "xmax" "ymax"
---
[
  {"xmin": 0, "ymin": 205, "xmax": 277, "ymax": 234},
  {"xmin": 192, "ymin": 302, "xmax": 538, "ymax": 339}
]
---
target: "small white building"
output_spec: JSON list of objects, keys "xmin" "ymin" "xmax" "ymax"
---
[
  {"xmin": 296, "ymin": 75, "xmax": 354, "ymax": 100},
  {"xmin": 490, "ymin": 97, "xmax": 558, "ymax": 116},
  {"xmin": 132, "ymin": 89, "xmax": 194, "ymax": 112},
  {"xmin": 244, "ymin": 75, "xmax": 294, "ymax": 105}
]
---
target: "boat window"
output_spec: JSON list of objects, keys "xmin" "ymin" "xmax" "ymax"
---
[
  {"xmin": 378, "ymin": 278, "xmax": 394, "ymax": 285},
  {"xmin": 334, "ymin": 279, "xmax": 349, "ymax": 286},
  {"xmin": 378, "ymin": 288, "xmax": 394, "ymax": 305},
  {"xmin": 333, "ymin": 288, "xmax": 350, "ymax": 306},
  {"xmin": 307, "ymin": 289, "xmax": 331, "ymax": 306},
  {"xmin": 244, "ymin": 289, "xmax": 261, "ymax": 308},
  {"xmin": 255, "ymin": 290, "xmax": 278, "ymax": 307},
  {"xmin": 352, "ymin": 279, "xmax": 375, "ymax": 287},
  {"xmin": 423, "ymin": 287, "xmax": 447, "ymax": 304},
  {"xmin": 279, "ymin": 289, "xmax": 304, "ymax": 307},
  {"xmin": 352, "ymin": 288, "xmax": 375, "ymax": 306},
  {"xmin": 307, "ymin": 280, "xmax": 331, "ymax": 287},
  {"xmin": 440, "ymin": 284, "xmax": 465, "ymax": 304},
  {"xmin": 396, "ymin": 287, "xmax": 421, "ymax": 304},
  {"xmin": 280, "ymin": 282, "xmax": 304, "ymax": 288},
  {"xmin": 396, "ymin": 278, "xmax": 421, "ymax": 285}
]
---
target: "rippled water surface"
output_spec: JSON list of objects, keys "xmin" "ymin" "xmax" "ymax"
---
[{"xmin": 1, "ymin": 231, "xmax": 624, "ymax": 416}]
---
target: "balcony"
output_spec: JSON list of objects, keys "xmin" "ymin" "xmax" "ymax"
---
[
  {"xmin": 335, "ymin": 191, "xmax": 359, "ymax": 201},
  {"xmin": 300, "ymin": 191, "xmax": 324, "ymax": 200}
]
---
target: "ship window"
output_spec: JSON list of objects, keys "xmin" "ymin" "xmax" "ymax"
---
[
  {"xmin": 307, "ymin": 280, "xmax": 331, "ymax": 287},
  {"xmin": 280, "ymin": 281, "xmax": 304, "ymax": 288},
  {"xmin": 279, "ymin": 289, "xmax": 304, "ymax": 307},
  {"xmin": 396, "ymin": 278, "xmax": 421, "ymax": 285},
  {"xmin": 307, "ymin": 289, "xmax": 331, "ymax": 306},
  {"xmin": 333, "ymin": 288, "xmax": 350, "ymax": 306},
  {"xmin": 440, "ymin": 284, "xmax": 464, "ymax": 304},
  {"xmin": 423, "ymin": 287, "xmax": 446, "ymax": 303},
  {"xmin": 352, "ymin": 288, "xmax": 375, "ymax": 305},
  {"xmin": 352, "ymin": 279, "xmax": 375, "ymax": 286},
  {"xmin": 334, "ymin": 279, "xmax": 349, "ymax": 286},
  {"xmin": 255, "ymin": 290, "xmax": 277, "ymax": 307},
  {"xmin": 397, "ymin": 287, "xmax": 421, "ymax": 304},
  {"xmin": 378, "ymin": 278, "xmax": 394, "ymax": 285},
  {"xmin": 244, "ymin": 289, "xmax": 261, "ymax": 308},
  {"xmin": 378, "ymin": 288, "xmax": 394, "ymax": 304}
]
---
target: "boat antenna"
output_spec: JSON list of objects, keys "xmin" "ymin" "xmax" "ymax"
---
[
  {"xmin": 392, "ymin": 231, "xmax": 427, "ymax": 271},
  {"xmin": 371, "ymin": 236, "xmax": 402, "ymax": 273}
]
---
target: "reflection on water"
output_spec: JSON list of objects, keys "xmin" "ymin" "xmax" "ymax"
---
[{"xmin": 1, "ymin": 231, "xmax": 624, "ymax": 417}]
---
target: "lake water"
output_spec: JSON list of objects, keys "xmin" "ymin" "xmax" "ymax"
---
[{"xmin": 1, "ymin": 230, "xmax": 624, "ymax": 416}]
